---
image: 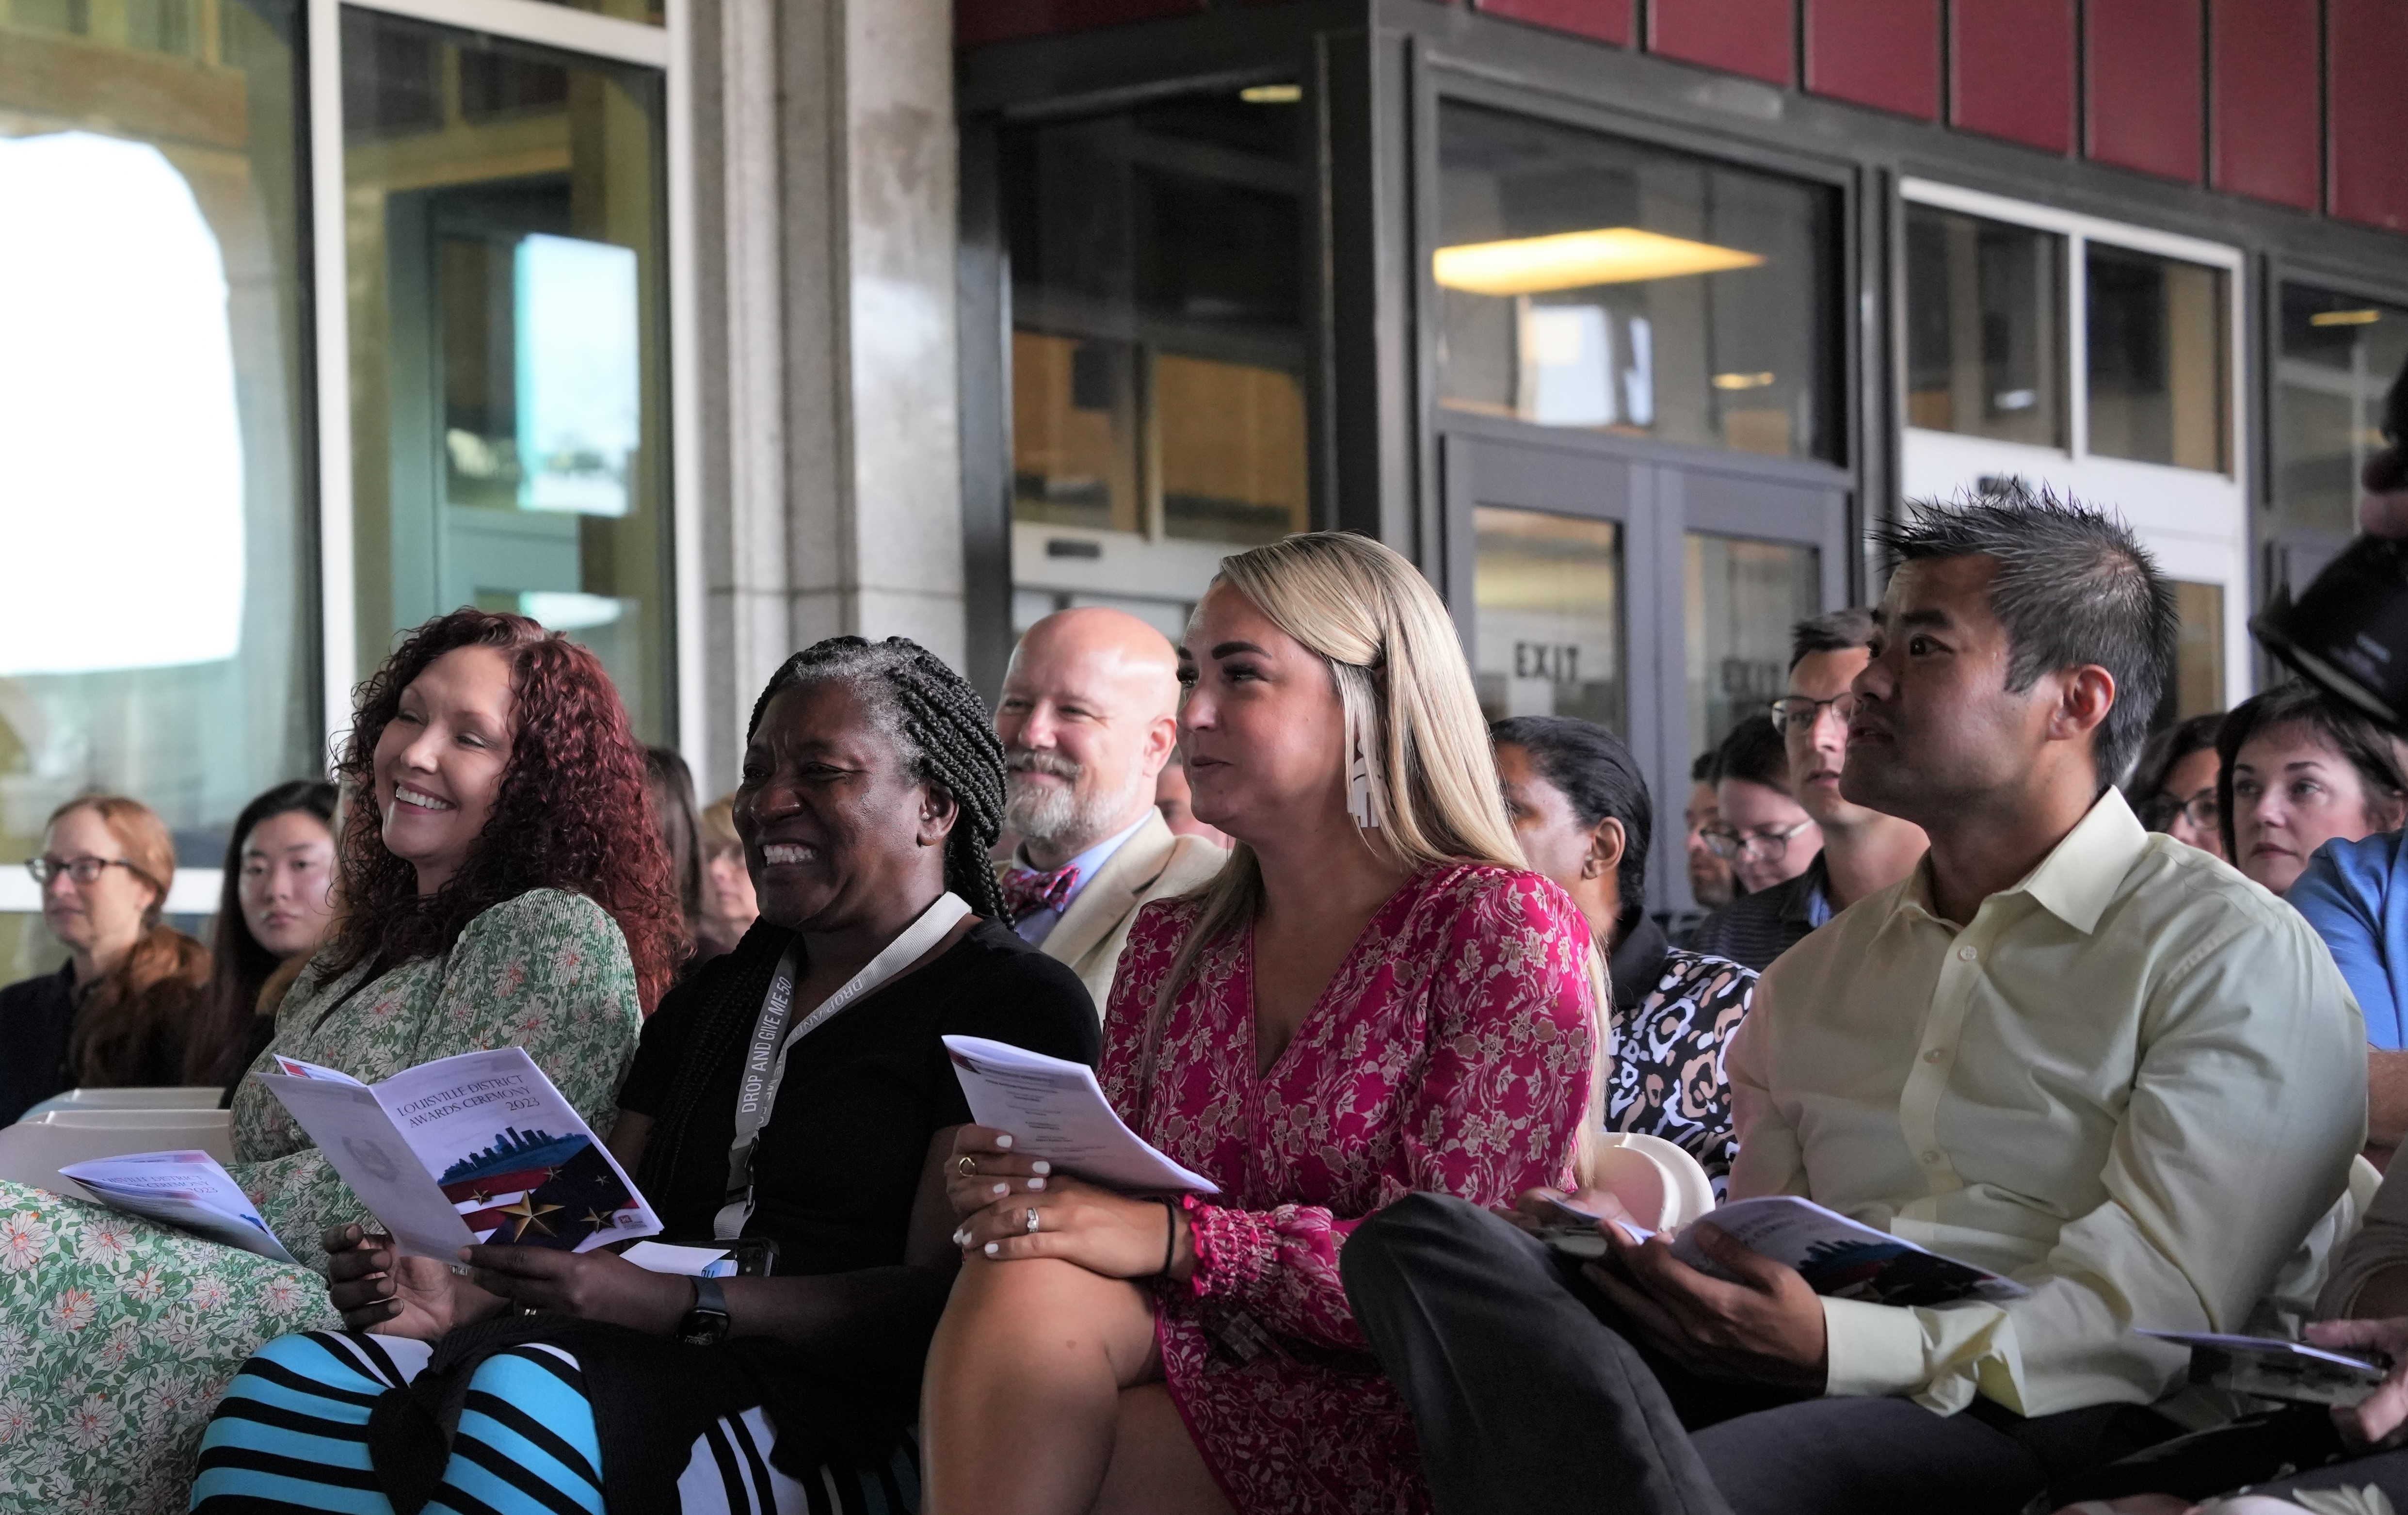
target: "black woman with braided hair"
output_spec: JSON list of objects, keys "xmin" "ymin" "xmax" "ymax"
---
[{"xmin": 192, "ymin": 637, "xmax": 1100, "ymax": 1515}]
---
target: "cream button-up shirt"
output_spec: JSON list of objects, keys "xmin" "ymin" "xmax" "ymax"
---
[{"xmin": 1727, "ymin": 789, "xmax": 2367, "ymax": 1417}]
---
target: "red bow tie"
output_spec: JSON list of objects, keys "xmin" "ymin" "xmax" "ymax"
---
[{"xmin": 1000, "ymin": 863, "xmax": 1080, "ymax": 922}]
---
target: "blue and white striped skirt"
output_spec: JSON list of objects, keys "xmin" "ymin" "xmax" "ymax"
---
[{"xmin": 188, "ymin": 1331, "xmax": 919, "ymax": 1515}]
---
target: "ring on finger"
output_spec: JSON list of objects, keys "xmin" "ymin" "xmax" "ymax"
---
[
  {"xmin": 957, "ymin": 1155, "xmax": 978, "ymax": 1177},
  {"xmin": 1024, "ymin": 1206, "xmax": 1041, "ymax": 1235}
]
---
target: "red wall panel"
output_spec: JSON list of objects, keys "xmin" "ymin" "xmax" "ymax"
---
[
  {"xmin": 1475, "ymin": 0, "xmax": 1635, "ymax": 47},
  {"xmin": 2085, "ymin": 0, "xmax": 2202, "ymax": 182},
  {"xmin": 2328, "ymin": 0, "xmax": 2408, "ymax": 233},
  {"xmin": 1804, "ymin": 0, "xmax": 1939, "ymax": 119},
  {"xmin": 2209, "ymin": 0, "xmax": 2318, "ymax": 210},
  {"xmin": 1950, "ymin": 0, "xmax": 2075, "ymax": 153},
  {"xmin": 955, "ymin": 0, "xmax": 1204, "ymax": 48},
  {"xmin": 1649, "ymin": 0, "xmax": 1796, "ymax": 86}
]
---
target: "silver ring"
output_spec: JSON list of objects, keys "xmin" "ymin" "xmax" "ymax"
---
[{"xmin": 1024, "ymin": 1206, "xmax": 1041, "ymax": 1235}]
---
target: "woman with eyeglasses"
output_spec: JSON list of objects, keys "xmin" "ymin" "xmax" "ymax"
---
[
  {"xmin": 0, "ymin": 793, "xmax": 211, "ymax": 1127},
  {"xmin": 1686, "ymin": 714, "xmax": 1823, "ymax": 971},
  {"xmin": 2126, "ymin": 712, "xmax": 2227, "ymax": 860}
]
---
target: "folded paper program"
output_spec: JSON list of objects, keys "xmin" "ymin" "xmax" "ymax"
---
[
  {"xmin": 253, "ymin": 1046, "xmax": 661, "ymax": 1262},
  {"xmin": 942, "ymin": 1034, "xmax": 1219, "ymax": 1194}
]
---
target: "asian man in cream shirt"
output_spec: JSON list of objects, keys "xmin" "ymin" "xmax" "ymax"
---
[
  {"xmin": 1342, "ymin": 492, "xmax": 2366, "ymax": 1515},
  {"xmin": 993, "ymin": 608, "xmax": 1226, "ymax": 1014}
]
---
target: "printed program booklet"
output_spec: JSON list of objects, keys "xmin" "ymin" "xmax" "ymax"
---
[
  {"xmin": 942, "ymin": 1035, "xmax": 1219, "ymax": 1194},
  {"xmin": 59, "ymin": 1149, "xmax": 299, "ymax": 1265},
  {"xmin": 1555, "ymin": 1194, "xmax": 2028, "ymax": 1308},
  {"xmin": 255, "ymin": 1048, "xmax": 661, "ymax": 1263},
  {"xmin": 2140, "ymin": 1330, "xmax": 2393, "ymax": 1408}
]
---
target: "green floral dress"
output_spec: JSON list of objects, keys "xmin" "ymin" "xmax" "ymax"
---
[{"xmin": 0, "ymin": 888, "xmax": 643, "ymax": 1513}]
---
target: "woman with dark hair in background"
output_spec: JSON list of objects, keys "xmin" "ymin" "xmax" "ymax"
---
[
  {"xmin": 2126, "ymin": 711, "xmax": 2227, "ymax": 859},
  {"xmin": 2217, "ymin": 683, "xmax": 2408, "ymax": 1166},
  {"xmin": 648, "ymin": 744, "xmax": 713, "ymax": 971},
  {"xmin": 185, "ymin": 779, "xmax": 341, "ymax": 1087},
  {"xmin": 698, "ymin": 791, "xmax": 759, "ymax": 956},
  {"xmin": 1493, "ymin": 716, "xmax": 1758, "ymax": 1191},
  {"xmin": 2219, "ymin": 684, "xmax": 2406, "ymax": 898},
  {"xmin": 0, "ymin": 793, "xmax": 210, "ymax": 1126},
  {"xmin": 0, "ymin": 607, "xmax": 679, "ymax": 1511}
]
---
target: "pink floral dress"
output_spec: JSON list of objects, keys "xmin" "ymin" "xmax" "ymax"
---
[{"xmin": 1099, "ymin": 863, "xmax": 1597, "ymax": 1515}]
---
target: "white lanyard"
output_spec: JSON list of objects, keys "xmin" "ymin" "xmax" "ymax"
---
[{"xmin": 712, "ymin": 891, "xmax": 973, "ymax": 1239}]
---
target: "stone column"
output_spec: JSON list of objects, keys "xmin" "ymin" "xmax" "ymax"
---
[{"xmin": 689, "ymin": 0, "xmax": 961, "ymax": 790}]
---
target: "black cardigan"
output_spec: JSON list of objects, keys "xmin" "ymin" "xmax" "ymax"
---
[{"xmin": 0, "ymin": 963, "xmax": 77, "ymax": 1127}]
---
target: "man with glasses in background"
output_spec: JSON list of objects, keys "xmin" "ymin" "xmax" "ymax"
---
[{"xmin": 1690, "ymin": 611, "xmax": 1929, "ymax": 972}]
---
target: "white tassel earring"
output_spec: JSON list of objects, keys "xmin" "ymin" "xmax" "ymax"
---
[{"xmin": 1344, "ymin": 677, "xmax": 1388, "ymax": 830}]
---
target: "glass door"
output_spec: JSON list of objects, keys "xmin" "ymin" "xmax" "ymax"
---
[
  {"xmin": 342, "ymin": 8, "xmax": 674, "ymax": 739},
  {"xmin": 1445, "ymin": 432, "xmax": 1846, "ymax": 916}
]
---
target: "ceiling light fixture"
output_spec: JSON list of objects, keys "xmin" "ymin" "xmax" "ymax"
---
[
  {"xmin": 2311, "ymin": 309, "xmax": 2383, "ymax": 327},
  {"xmin": 1433, "ymin": 227, "xmax": 1764, "ymax": 296},
  {"xmin": 1711, "ymin": 371, "xmax": 1777, "ymax": 391},
  {"xmin": 1240, "ymin": 83, "xmax": 1301, "ymax": 104}
]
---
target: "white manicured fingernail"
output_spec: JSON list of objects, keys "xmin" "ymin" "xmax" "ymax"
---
[
  {"xmin": 1027, "ymin": 1177, "xmax": 1045, "ymax": 1192},
  {"xmin": 983, "ymin": 1242, "xmax": 999, "ymax": 1256},
  {"xmin": 991, "ymin": 1182, "xmax": 1008, "ymax": 1197},
  {"xmin": 994, "ymin": 1134, "xmax": 1013, "ymax": 1150},
  {"xmin": 952, "ymin": 1229, "xmax": 966, "ymax": 1246},
  {"xmin": 1030, "ymin": 1160, "xmax": 1051, "ymax": 1176}
]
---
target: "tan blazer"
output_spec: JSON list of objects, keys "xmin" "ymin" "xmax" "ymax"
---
[{"xmin": 998, "ymin": 810, "xmax": 1228, "ymax": 1019}]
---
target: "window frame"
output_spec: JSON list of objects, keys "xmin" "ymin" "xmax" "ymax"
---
[
  {"xmin": 1896, "ymin": 177, "xmax": 2252, "ymax": 715},
  {"xmin": 0, "ymin": 0, "xmax": 692, "ymax": 917}
]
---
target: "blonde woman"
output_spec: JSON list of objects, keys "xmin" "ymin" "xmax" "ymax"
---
[
  {"xmin": 924, "ymin": 532, "xmax": 1601, "ymax": 1515},
  {"xmin": 696, "ymin": 791, "xmax": 759, "ymax": 958}
]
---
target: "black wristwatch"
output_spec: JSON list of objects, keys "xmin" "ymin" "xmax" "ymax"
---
[{"xmin": 677, "ymin": 1274, "xmax": 731, "ymax": 1347}]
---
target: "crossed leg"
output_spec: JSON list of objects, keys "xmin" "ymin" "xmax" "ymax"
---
[{"xmin": 921, "ymin": 1253, "xmax": 1233, "ymax": 1515}]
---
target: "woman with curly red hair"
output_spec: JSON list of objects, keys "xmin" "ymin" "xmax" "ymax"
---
[{"xmin": 0, "ymin": 608, "xmax": 679, "ymax": 1511}]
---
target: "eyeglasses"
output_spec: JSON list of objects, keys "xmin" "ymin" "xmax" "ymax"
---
[
  {"xmin": 2145, "ymin": 790, "xmax": 2219, "ymax": 834},
  {"xmin": 1767, "ymin": 693, "xmax": 1861, "ymax": 735},
  {"xmin": 1699, "ymin": 818, "xmax": 1816, "ymax": 863},
  {"xmin": 25, "ymin": 855, "xmax": 140, "ymax": 888}
]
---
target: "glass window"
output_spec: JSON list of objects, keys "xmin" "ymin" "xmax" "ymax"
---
[
  {"xmin": 343, "ymin": 10, "xmax": 675, "ymax": 740},
  {"xmin": 2275, "ymin": 286, "xmax": 2408, "ymax": 539},
  {"xmin": 2086, "ymin": 245, "xmax": 2229, "ymax": 473},
  {"xmin": 1472, "ymin": 508, "xmax": 1625, "ymax": 732},
  {"xmin": 1436, "ymin": 101, "xmax": 1841, "ymax": 463},
  {"xmin": 0, "ymin": 0, "xmax": 315, "ymax": 979},
  {"xmin": 1685, "ymin": 534, "xmax": 1818, "ymax": 759},
  {"xmin": 1904, "ymin": 204, "xmax": 2066, "ymax": 448},
  {"xmin": 1004, "ymin": 88, "xmax": 1310, "ymax": 639}
]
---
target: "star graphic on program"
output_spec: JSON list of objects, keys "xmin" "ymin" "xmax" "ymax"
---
[{"xmin": 495, "ymin": 1195, "xmax": 562, "ymax": 1241}]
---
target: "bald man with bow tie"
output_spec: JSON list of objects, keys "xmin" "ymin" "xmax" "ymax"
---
[{"xmin": 993, "ymin": 608, "xmax": 1227, "ymax": 1014}]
